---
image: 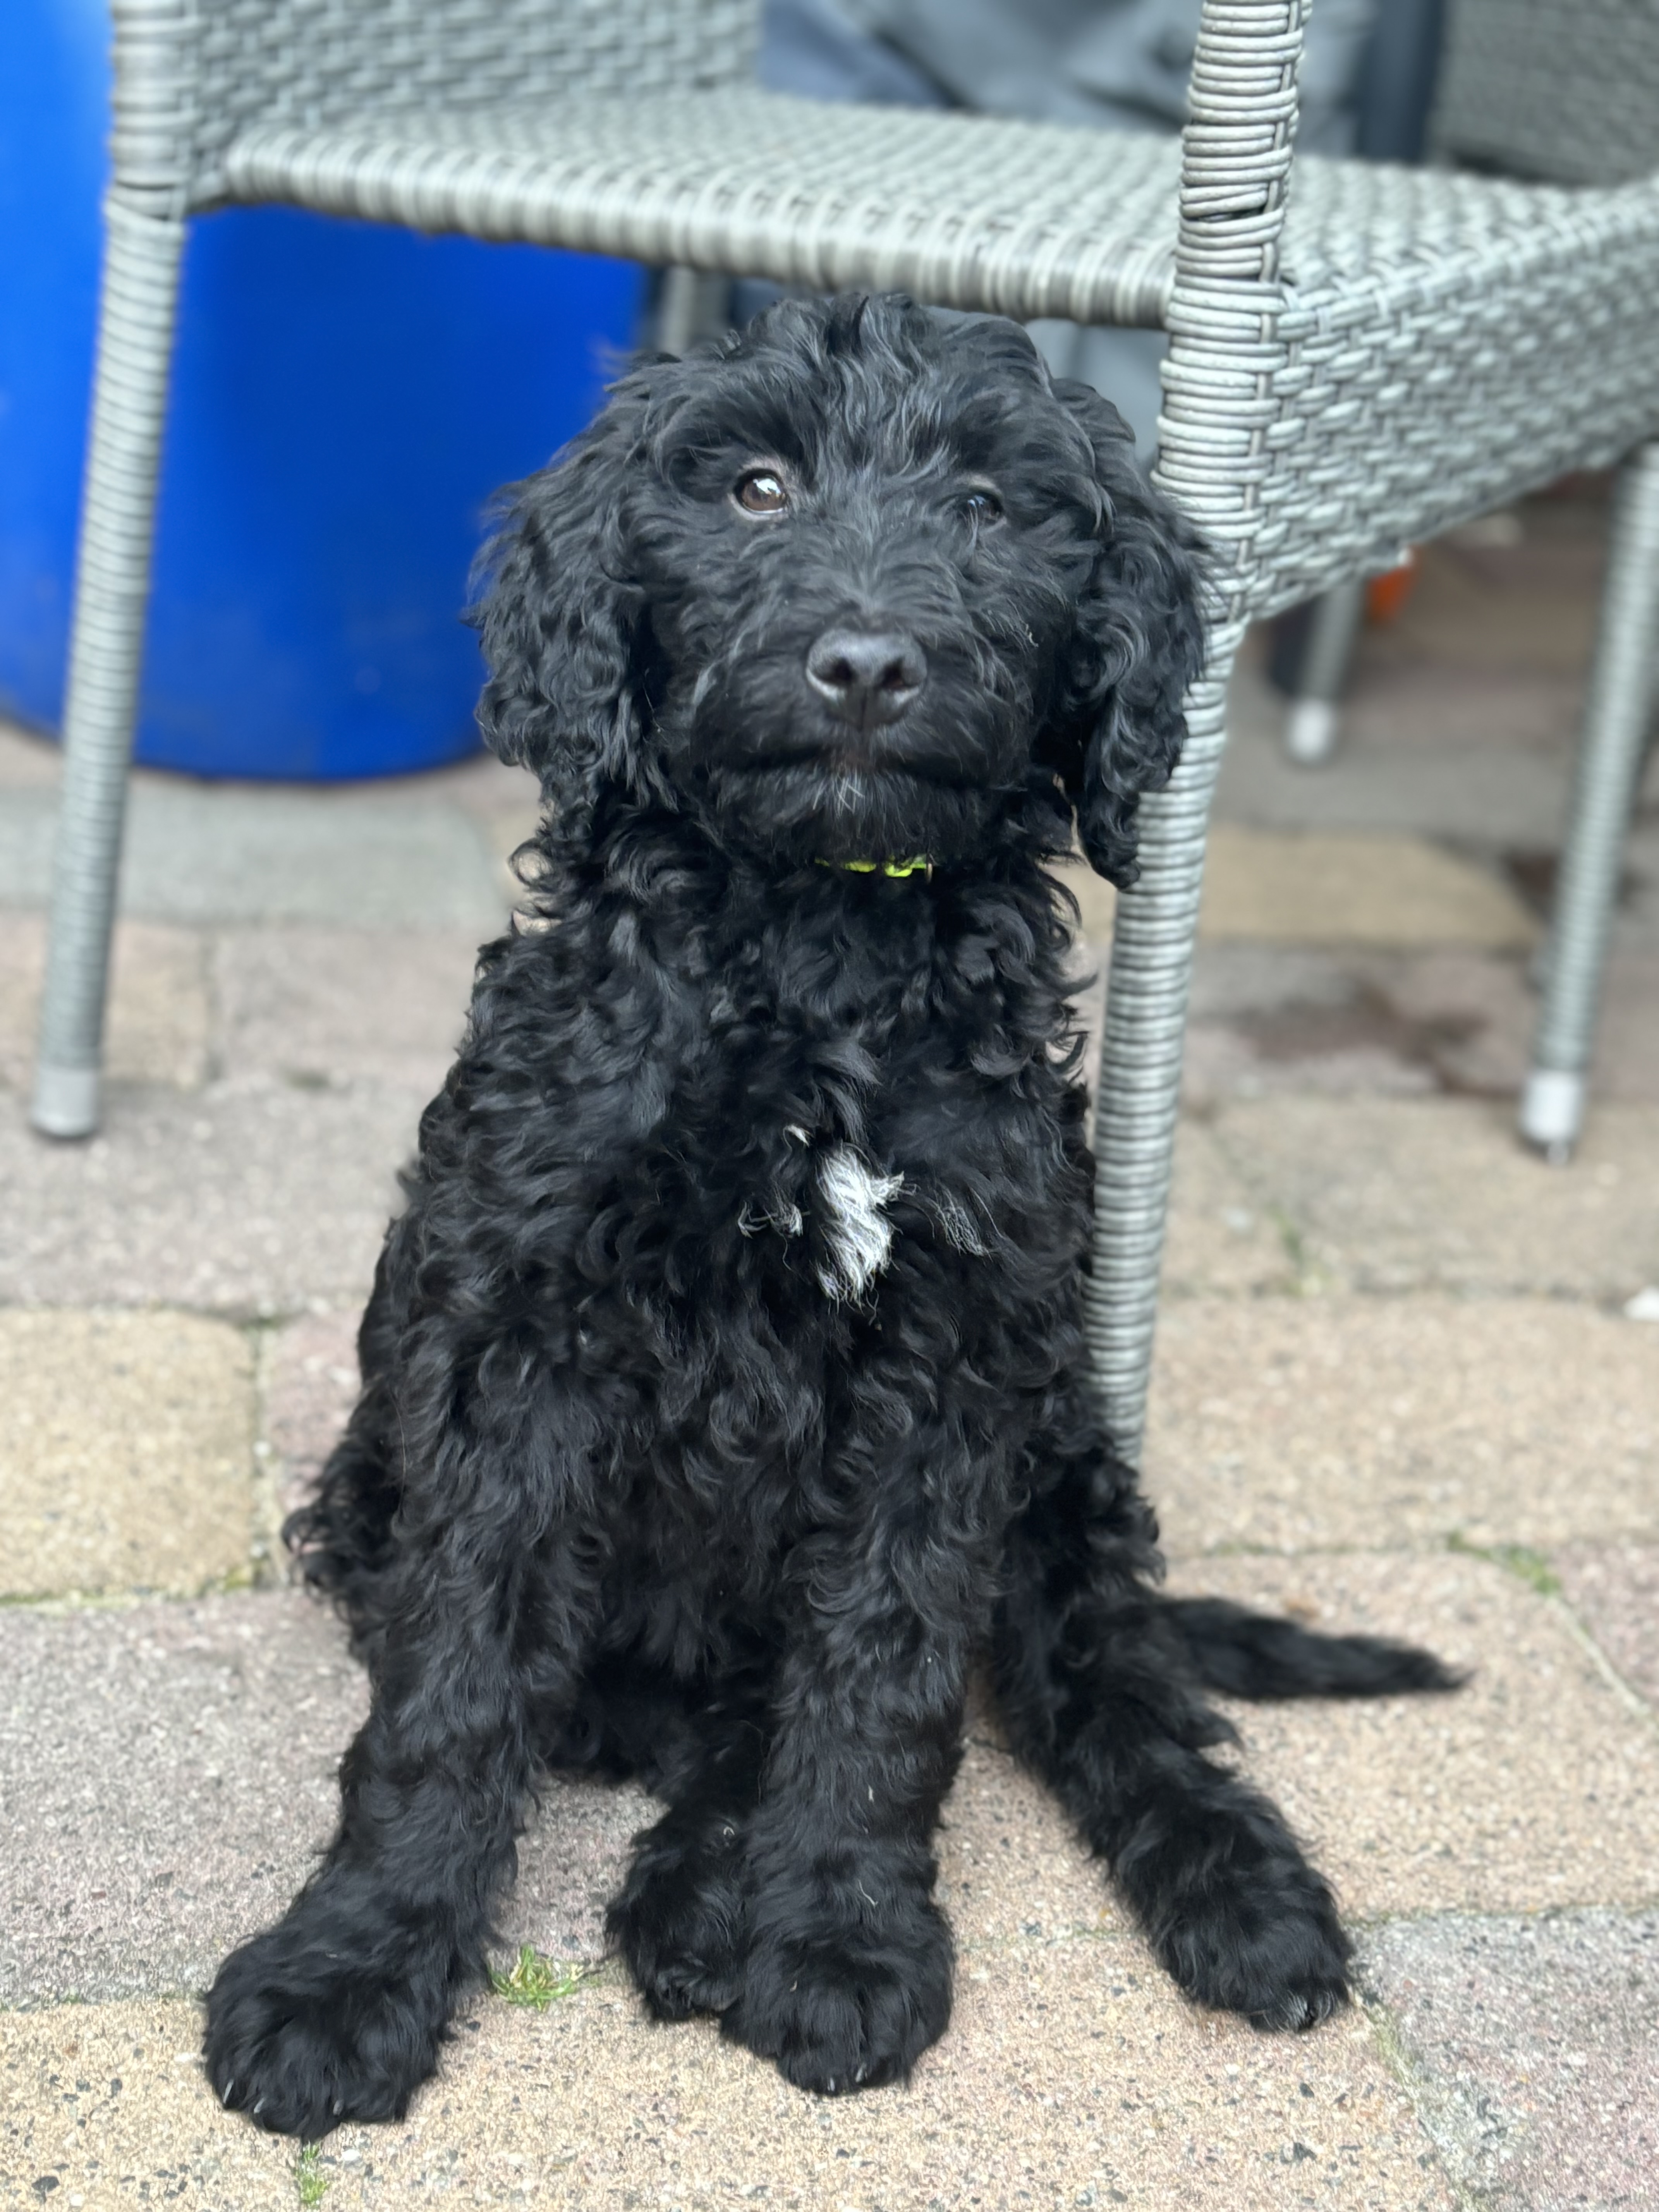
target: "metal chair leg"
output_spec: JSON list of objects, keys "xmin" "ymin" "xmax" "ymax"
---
[
  {"xmin": 1283, "ymin": 578, "xmax": 1364, "ymax": 765},
  {"xmin": 1519, "ymin": 441, "xmax": 1659, "ymax": 1163},
  {"xmin": 31, "ymin": 203, "xmax": 186, "ymax": 1139},
  {"xmin": 1085, "ymin": 618, "xmax": 1242, "ymax": 1464}
]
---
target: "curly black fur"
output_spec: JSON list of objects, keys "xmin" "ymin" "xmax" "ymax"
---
[{"xmin": 203, "ymin": 295, "xmax": 1456, "ymax": 2135}]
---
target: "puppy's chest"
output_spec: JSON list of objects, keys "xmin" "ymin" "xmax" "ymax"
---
[{"xmin": 677, "ymin": 1032, "xmax": 1063, "ymax": 1305}]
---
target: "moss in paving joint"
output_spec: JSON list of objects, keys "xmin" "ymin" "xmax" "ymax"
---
[
  {"xmin": 1357, "ymin": 1990, "xmax": 1483, "ymax": 2212},
  {"xmin": 488, "ymin": 1945, "xmax": 594, "ymax": 2009},
  {"xmin": 1446, "ymin": 1531, "xmax": 1560, "ymax": 1596},
  {"xmin": 1266, "ymin": 1203, "xmax": 1308, "ymax": 1273},
  {"xmin": 294, "ymin": 2143, "xmax": 329, "ymax": 2206}
]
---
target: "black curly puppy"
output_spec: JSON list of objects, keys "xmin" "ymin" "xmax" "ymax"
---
[{"xmin": 205, "ymin": 294, "xmax": 1455, "ymax": 2135}]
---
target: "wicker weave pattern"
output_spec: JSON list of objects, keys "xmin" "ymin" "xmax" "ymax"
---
[
  {"xmin": 1432, "ymin": 0, "xmax": 1659, "ymax": 187},
  {"xmin": 226, "ymin": 96, "xmax": 1183, "ymax": 326},
  {"xmin": 112, "ymin": 0, "xmax": 761, "ymax": 215},
  {"xmin": 221, "ymin": 96, "xmax": 1659, "ymax": 622},
  {"xmin": 1250, "ymin": 174, "xmax": 1659, "ymax": 612}
]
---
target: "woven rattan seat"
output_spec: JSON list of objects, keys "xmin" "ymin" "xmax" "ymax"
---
[
  {"xmin": 223, "ymin": 94, "xmax": 1659, "ymax": 618},
  {"xmin": 32, "ymin": 0, "xmax": 1659, "ymax": 1457},
  {"xmin": 225, "ymin": 97, "xmax": 1184, "ymax": 326}
]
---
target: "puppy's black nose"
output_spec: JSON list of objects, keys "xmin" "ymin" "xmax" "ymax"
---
[{"xmin": 805, "ymin": 627, "xmax": 926, "ymax": 728}]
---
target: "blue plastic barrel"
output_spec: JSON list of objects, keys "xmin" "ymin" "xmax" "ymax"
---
[{"xmin": 0, "ymin": 0, "xmax": 644, "ymax": 780}]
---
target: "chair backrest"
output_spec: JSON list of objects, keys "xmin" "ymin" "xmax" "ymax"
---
[
  {"xmin": 112, "ymin": 0, "xmax": 764, "ymax": 216},
  {"xmin": 1429, "ymin": 0, "xmax": 1659, "ymax": 184}
]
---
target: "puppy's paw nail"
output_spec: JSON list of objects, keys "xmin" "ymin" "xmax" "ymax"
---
[{"xmin": 854, "ymin": 2063, "xmax": 869, "ymax": 2084}]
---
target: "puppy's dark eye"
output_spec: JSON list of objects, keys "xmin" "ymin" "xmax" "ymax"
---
[
  {"xmin": 734, "ymin": 469, "xmax": 789, "ymax": 516},
  {"xmin": 960, "ymin": 488, "xmax": 1004, "ymax": 526}
]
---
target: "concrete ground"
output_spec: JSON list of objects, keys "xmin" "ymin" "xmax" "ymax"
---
[{"xmin": 2, "ymin": 481, "xmax": 1656, "ymax": 2209}]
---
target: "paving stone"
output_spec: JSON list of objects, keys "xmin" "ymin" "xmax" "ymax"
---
[
  {"xmin": 0, "ymin": 1594, "xmax": 362, "ymax": 2009},
  {"xmin": 0, "ymin": 918, "xmax": 209, "ymax": 1094},
  {"xmin": 1219, "ymin": 656, "xmax": 1585, "ymax": 852},
  {"xmin": 1169, "ymin": 1553, "xmax": 1659, "ymax": 1921},
  {"xmin": 1208, "ymin": 1095, "xmax": 1659, "ymax": 1296},
  {"xmin": 0, "ymin": 1311, "xmax": 256, "ymax": 1602},
  {"xmin": 213, "ymin": 926, "xmax": 482, "ymax": 1092},
  {"xmin": 0, "ymin": 1591, "xmax": 1121, "ymax": 2010},
  {"xmin": 1185, "ymin": 941, "xmax": 1659, "ymax": 1113},
  {"xmin": 1145, "ymin": 1296, "xmax": 1659, "ymax": 1553},
  {"xmin": 0, "ymin": 785, "xmax": 508, "ymax": 931},
  {"xmin": 263, "ymin": 1310, "xmax": 363, "ymax": 1526},
  {"xmin": 1360, "ymin": 1910, "xmax": 1659, "ymax": 2212},
  {"xmin": 0, "ymin": 1077, "xmax": 423, "ymax": 1315},
  {"xmin": 1161, "ymin": 1123, "xmax": 1296, "ymax": 1297},
  {"xmin": 1553, "ymin": 1542, "xmax": 1659, "ymax": 1709},
  {"xmin": 1198, "ymin": 827, "xmax": 1537, "ymax": 950},
  {"xmin": 0, "ymin": 1964, "xmax": 1453, "ymax": 2208},
  {"xmin": 938, "ymin": 1728, "xmax": 1121, "ymax": 1951},
  {"xmin": 0, "ymin": 1589, "xmax": 655, "ymax": 2008}
]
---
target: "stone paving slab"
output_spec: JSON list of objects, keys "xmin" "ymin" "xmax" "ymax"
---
[
  {"xmin": 1552, "ymin": 1542, "xmax": 1659, "ymax": 1710},
  {"xmin": 262, "ymin": 1310, "xmax": 364, "ymax": 1525},
  {"xmin": 1183, "ymin": 945, "xmax": 1659, "ymax": 1111},
  {"xmin": 1198, "ymin": 828, "xmax": 1537, "ymax": 950},
  {"xmin": 13, "ymin": 1556, "xmax": 1652, "ymax": 2009},
  {"xmin": 1218, "ymin": 659, "xmax": 1590, "ymax": 851},
  {"xmin": 0, "ymin": 1594, "xmax": 364, "ymax": 2008},
  {"xmin": 1360, "ymin": 1910, "xmax": 1659, "ymax": 2212},
  {"xmin": 0, "ymin": 1311, "xmax": 256, "ymax": 1601},
  {"xmin": 0, "ymin": 1079, "xmax": 422, "ymax": 1316},
  {"xmin": 0, "ymin": 919, "xmax": 209, "ymax": 1095},
  {"xmin": 1172, "ymin": 1553, "xmax": 1659, "ymax": 1922},
  {"xmin": 1209, "ymin": 1095, "xmax": 1659, "ymax": 1296},
  {"xmin": 0, "ymin": 1964, "xmax": 1455, "ymax": 2209},
  {"xmin": 0, "ymin": 787, "xmax": 508, "ymax": 933},
  {"xmin": 0, "ymin": 1593, "xmax": 1121, "ymax": 2011},
  {"xmin": 1159, "ymin": 1125, "xmax": 1295, "ymax": 1297},
  {"xmin": 214, "ymin": 927, "xmax": 484, "ymax": 1094},
  {"xmin": 1145, "ymin": 1296, "xmax": 1659, "ymax": 1554},
  {"xmin": 0, "ymin": 1590, "xmax": 655, "ymax": 2008}
]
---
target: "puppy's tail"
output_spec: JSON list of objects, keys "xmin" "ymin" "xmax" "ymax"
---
[{"xmin": 1161, "ymin": 1595, "xmax": 1464, "ymax": 1700}]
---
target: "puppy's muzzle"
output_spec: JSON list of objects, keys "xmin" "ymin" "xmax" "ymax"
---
[{"xmin": 805, "ymin": 627, "xmax": 927, "ymax": 733}]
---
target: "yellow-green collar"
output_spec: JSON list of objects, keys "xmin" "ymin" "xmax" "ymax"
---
[{"xmin": 816, "ymin": 856, "xmax": 933, "ymax": 880}]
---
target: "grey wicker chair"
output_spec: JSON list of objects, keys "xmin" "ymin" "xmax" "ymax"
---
[
  {"xmin": 1277, "ymin": 0, "xmax": 1659, "ymax": 1165},
  {"xmin": 32, "ymin": 0, "xmax": 1659, "ymax": 1463}
]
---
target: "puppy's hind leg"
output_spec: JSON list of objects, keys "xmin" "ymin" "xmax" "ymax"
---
[
  {"xmin": 994, "ymin": 1402, "xmax": 1352, "ymax": 2032},
  {"xmin": 595, "ymin": 1657, "xmax": 774, "ymax": 2022}
]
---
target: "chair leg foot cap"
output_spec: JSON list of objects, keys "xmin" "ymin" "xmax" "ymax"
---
[
  {"xmin": 1518, "ymin": 1068, "xmax": 1584, "ymax": 1159},
  {"xmin": 1285, "ymin": 699, "xmax": 1340, "ymax": 766},
  {"xmin": 31, "ymin": 1063, "xmax": 101, "ymax": 1140}
]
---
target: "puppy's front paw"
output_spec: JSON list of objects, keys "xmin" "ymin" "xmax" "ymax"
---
[
  {"xmin": 723, "ymin": 1905, "xmax": 953, "ymax": 2094},
  {"xmin": 608, "ymin": 1808, "xmax": 749, "ymax": 2021},
  {"xmin": 1152, "ymin": 1851, "xmax": 1352, "ymax": 2031},
  {"xmin": 204, "ymin": 1924, "xmax": 449, "ymax": 2136}
]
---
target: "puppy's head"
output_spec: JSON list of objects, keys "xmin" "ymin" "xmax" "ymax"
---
[{"xmin": 474, "ymin": 294, "xmax": 1203, "ymax": 883}]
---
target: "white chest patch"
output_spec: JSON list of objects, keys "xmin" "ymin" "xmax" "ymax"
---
[{"xmin": 814, "ymin": 1144, "xmax": 905, "ymax": 1302}]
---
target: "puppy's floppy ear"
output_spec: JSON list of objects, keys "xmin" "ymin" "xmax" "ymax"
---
[
  {"xmin": 469, "ymin": 373, "xmax": 655, "ymax": 824},
  {"xmin": 1045, "ymin": 380, "xmax": 1206, "ymax": 886}
]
